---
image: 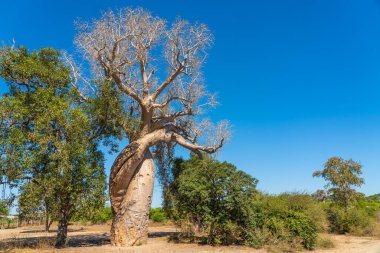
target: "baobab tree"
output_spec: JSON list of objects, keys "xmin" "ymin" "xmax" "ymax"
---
[{"xmin": 73, "ymin": 8, "xmax": 230, "ymax": 246}]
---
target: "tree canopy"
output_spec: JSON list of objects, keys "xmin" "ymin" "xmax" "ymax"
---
[
  {"xmin": 0, "ymin": 46, "xmax": 107, "ymax": 247},
  {"xmin": 313, "ymin": 157, "xmax": 364, "ymax": 210},
  {"xmin": 164, "ymin": 155, "xmax": 258, "ymax": 245}
]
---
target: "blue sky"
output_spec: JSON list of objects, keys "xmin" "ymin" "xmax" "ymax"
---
[{"xmin": 1, "ymin": 0, "xmax": 380, "ymax": 207}]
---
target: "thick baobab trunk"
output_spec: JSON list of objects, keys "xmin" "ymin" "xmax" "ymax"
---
[{"xmin": 110, "ymin": 149, "xmax": 155, "ymax": 246}]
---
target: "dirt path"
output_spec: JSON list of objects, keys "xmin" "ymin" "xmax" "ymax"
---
[
  {"xmin": 313, "ymin": 234, "xmax": 380, "ymax": 253},
  {"xmin": 0, "ymin": 224, "xmax": 379, "ymax": 253}
]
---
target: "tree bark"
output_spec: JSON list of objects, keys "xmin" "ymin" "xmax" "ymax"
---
[
  {"xmin": 45, "ymin": 212, "xmax": 50, "ymax": 232},
  {"xmin": 55, "ymin": 208, "xmax": 69, "ymax": 248},
  {"xmin": 44, "ymin": 197, "xmax": 50, "ymax": 232},
  {"xmin": 108, "ymin": 128, "xmax": 217, "ymax": 247},
  {"xmin": 110, "ymin": 150, "xmax": 155, "ymax": 246}
]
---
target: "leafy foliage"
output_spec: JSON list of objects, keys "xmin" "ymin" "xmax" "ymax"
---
[
  {"xmin": 91, "ymin": 206, "xmax": 113, "ymax": 224},
  {"xmin": 164, "ymin": 155, "xmax": 258, "ymax": 245},
  {"xmin": 357, "ymin": 196, "xmax": 380, "ymax": 218},
  {"xmin": 367, "ymin": 193, "xmax": 380, "ymax": 201},
  {"xmin": 0, "ymin": 46, "xmax": 107, "ymax": 246},
  {"xmin": 18, "ymin": 181, "xmax": 58, "ymax": 229},
  {"xmin": 149, "ymin": 208, "xmax": 167, "ymax": 223},
  {"xmin": 0, "ymin": 199, "xmax": 9, "ymax": 215},
  {"xmin": 248, "ymin": 193, "xmax": 321, "ymax": 250},
  {"xmin": 313, "ymin": 157, "xmax": 364, "ymax": 210},
  {"xmin": 325, "ymin": 205, "xmax": 373, "ymax": 235},
  {"xmin": 164, "ymin": 156, "xmax": 322, "ymax": 250}
]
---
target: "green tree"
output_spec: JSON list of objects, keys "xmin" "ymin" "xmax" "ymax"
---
[
  {"xmin": 0, "ymin": 46, "xmax": 107, "ymax": 247},
  {"xmin": 164, "ymin": 155, "xmax": 258, "ymax": 245},
  {"xmin": 0, "ymin": 199, "xmax": 9, "ymax": 215},
  {"xmin": 18, "ymin": 181, "xmax": 57, "ymax": 232},
  {"xmin": 313, "ymin": 157, "xmax": 364, "ymax": 211}
]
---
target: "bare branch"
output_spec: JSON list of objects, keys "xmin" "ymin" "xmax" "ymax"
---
[
  {"xmin": 74, "ymin": 8, "xmax": 227, "ymax": 153},
  {"xmin": 170, "ymin": 132, "xmax": 223, "ymax": 157},
  {"xmin": 152, "ymin": 64, "xmax": 183, "ymax": 100},
  {"xmin": 61, "ymin": 52, "xmax": 92, "ymax": 102}
]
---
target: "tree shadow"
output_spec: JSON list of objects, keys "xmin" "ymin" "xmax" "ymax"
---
[
  {"xmin": 1, "ymin": 231, "xmax": 180, "ymax": 250},
  {"xmin": 67, "ymin": 234, "xmax": 110, "ymax": 247},
  {"xmin": 20, "ymin": 228, "xmax": 84, "ymax": 234},
  {"xmin": 19, "ymin": 229, "xmax": 56, "ymax": 233},
  {"xmin": 148, "ymin": 231, "xmax": 179, "ymax": 238},
  {"xmin": 0, "ymin": 233, "xmax": 110, "ymax": 250}
]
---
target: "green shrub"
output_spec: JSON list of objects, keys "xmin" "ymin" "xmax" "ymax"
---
[
  {"xmin": 286, "ymin": 210, "xmax": 317, "ymax": 250},
  {"xmin": 246, "ymin": 194, "xmax": 319, "ymax": 250},
  {"xmin": 357, "ymin": 198, "xmax": 380, "ymax": 218},
  {"xmin": 91, "ymin": 206, "xmax": 112, "ymax": 224},
  {"xmin": 0, "ymin": 217, "xmax": 17, "ymax": 229},
  {"xmin": 149, "ymin": 208, "xmax": 167, "ymax": 223},
  {"xmin": 325, "ymin": 205, "xmax": 374, "ymax": 235},
  {"xmin": 280, "ymin": 193, "xmax": 327, "ymax": 232},
  {"xmin": 0, "ymin": 200, "xmax": 9, "ymax": 215},
  {"xmin": 164, "ymin": 156, "xmax": 321, "ymax": 250},
  {"xmin": 164, "ymin": 156, "xmax": 258, "ymax": 246}
]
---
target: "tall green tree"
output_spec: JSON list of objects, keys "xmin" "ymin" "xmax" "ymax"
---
[
  {"xmin": 313, "ymin": 157, "xmax": 364, "ymax": 211},
  {"xmin": 0, "ymin": 46, "xmax": 107, "ymax": 247},
  {"xmin": 164, "ymin": 155, "xmax": 258, "ymax": 245}
]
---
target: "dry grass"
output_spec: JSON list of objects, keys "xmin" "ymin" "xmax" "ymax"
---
[
  {"xmin": 316, "ymin": 234, "xmax": 336, "ymax": 249},
  {"xmin": 0, "ymin": 236, "xmax": 55, "ymax": 252},
  {"xmin": 373, "ymin": 222, "xmax": 380, "ymax": 239}
]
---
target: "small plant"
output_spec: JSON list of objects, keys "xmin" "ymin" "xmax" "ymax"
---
[{"xmin": 316, "ymin": 235, "xmax": 335, "ymax": 249}]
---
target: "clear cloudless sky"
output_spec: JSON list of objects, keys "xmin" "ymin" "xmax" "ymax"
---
[{"xmin": 1, "ymin": 0, "xmax": 380, "ymax": 207}]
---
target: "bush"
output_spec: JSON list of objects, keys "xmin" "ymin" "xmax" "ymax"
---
[
  {"xmin": 0, "ymin": 217, "xmax": 17, "ymax": 229},
  {"xmin": 164, "ymin": 156, "xmax": 320, "ymax": 250},
  {"xmin": 325, "ymin": 205, "xmax": 374, "ymax": 235},
  {"xmin": 246, "ymin": 193, "xmax": 320, "ymax": 250},
  {"xmin": 280, "ymin": 193, "xmax": 327, "ymax": 232},
  {"xmin": 164, "ymin": 156, "xmax": 258, "ymax": 246},
  {"xmin": 357, "ymin": 198, "xmax": 380, "ymax": 218},
  {"xmin": 91, "ymin": 206, "xmax": 112, "ymax": 224},
  {"xmin": 0, "ymin": 200, "xmax": 9, "ymax": 215},
  {"xmin": 149, "ymin": 208, "xmax": 167, "ymax": 223}
]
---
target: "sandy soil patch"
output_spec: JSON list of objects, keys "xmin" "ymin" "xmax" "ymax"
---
[{"xmin": 0, "ymin": 224, "xmax": 379, "ymax": 253}]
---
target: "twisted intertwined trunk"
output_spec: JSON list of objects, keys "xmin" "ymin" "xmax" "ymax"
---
[
  {"xmin": 75, "ymin": 9, "xmax": 226, "ymax": 247},
  {"xmin": 108, "ymin": 125, "xmax": 216, "ymax": 246},
  {"xmin": 109, "ymin": 140, "xmax": 155, "ymax": 246}
]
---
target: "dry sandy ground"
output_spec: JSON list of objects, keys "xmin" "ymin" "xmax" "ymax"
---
[
  {"xmin": 0, "ymin": 224, "xmax": 379, "ymax": 253},
  {"xmin": 314, "ymin": 234, "xmax": 380, "ymax": 253}
]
